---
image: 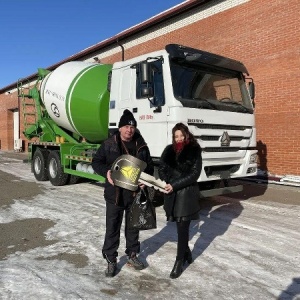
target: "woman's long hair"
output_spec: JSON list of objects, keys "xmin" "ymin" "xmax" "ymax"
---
[{"xmin": 171, "ymin": 123, "xmax": 198, "ymax": 147}]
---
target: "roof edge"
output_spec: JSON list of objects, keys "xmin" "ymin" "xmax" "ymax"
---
[{"xmin": 0, "ymin": 0, "xmax": 209, "ymax": 93}]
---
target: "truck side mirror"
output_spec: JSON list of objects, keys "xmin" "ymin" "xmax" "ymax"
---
[
  {"xmin": 140, "ymin": 61, "xmax": 153, "ymax": 84},
  {"xmin": 138, "ymin": 62, "xmax": 154, "ymax": 98},
  {"xmin": 248, "ymin": 81, "xmax": 255, "ymax": 108},
  {"xmin": 141, "ymin": 86, "xmax": 153, "ymax": 97},
  {"xmin": 134, "ymin": 58, "xmax": 164, "ymax": 107},
  {"xmin": 248, "ymin": 81, "xmax": 255, "ymax": 100}
]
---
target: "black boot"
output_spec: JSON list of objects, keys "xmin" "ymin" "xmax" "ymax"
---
[
  {"xmin": 105, "ymin": 256, "xmax": 117, "ymax": 277},
  {"xmin": 184, "ymin": 247, "xmax": 193, "ymax": 264},
  {"xmin": 170, "ymin": 258, "xmax": 184, "ymax": 279}
]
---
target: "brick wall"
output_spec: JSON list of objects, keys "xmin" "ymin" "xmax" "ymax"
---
[
  {"xmin": 0, "ymin": 0, "xmax": 299, "ymax": 176},
  {"xmin": 0, "ymin": 93, "xmax": 19, "ymax": 150},
  {"xmin": 100, "ymin": 0, "xmax": 300, "ymax": 176}
]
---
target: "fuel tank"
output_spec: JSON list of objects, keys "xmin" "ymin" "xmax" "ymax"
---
[{"xmin": 40, "ymin": 61, "xmax": 112, "ymax": 143}]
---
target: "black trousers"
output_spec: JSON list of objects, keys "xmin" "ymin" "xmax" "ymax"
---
[
  {"xmin": 176, "ymin": 220, "xmax": 191, "ymax": 260},
  {"xmin": 102, "ymin": 201, "xmax": 140, "ymax": 262}
]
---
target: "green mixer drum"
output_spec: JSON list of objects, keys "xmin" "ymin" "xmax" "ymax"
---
[{"xmin": 41, "ymin": 62, "xmax": 113, "ymax": 143}]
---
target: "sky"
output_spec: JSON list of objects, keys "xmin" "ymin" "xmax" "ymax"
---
[
  {"xmin": 0, "ymin": 154, "xmax": 300, "ymax": 299},
  {"xmin": 0, "ymin": 0, "xmax": 186, "ymax": 89}
]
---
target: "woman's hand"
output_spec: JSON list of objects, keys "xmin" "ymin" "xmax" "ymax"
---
[
  {"xmin": 164, "ymin": 183, "xmax": 173, "ymax": 194},
  {"xmin": 138, "ymin": 183, "xmax": 146, "ymax": 189}
]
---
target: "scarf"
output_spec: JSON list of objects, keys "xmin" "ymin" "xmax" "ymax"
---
[{"xmin": 174, "ymin": 141, "xmax": 188, "ymax": 153}]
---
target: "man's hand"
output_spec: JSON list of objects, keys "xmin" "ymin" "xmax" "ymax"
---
[{"xmin": 107, "ymin": 170, "xmax": 114, "ymax": 185}]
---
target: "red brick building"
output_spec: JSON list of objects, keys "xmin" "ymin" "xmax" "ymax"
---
[{"xmin": 0, "ymin": 0, "xmax": 299, "ymax": 177}]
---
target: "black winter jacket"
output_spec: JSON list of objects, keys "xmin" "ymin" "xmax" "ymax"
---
[
  {"xmin": 92, "ymin": 131, "xmax": 154, "ymax": 205},
  {"xmin": 158, "ymin": 142, "xmax": 202, "ymax": 221}
]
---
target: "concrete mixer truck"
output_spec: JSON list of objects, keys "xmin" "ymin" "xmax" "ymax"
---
[{"xmin": 17, "ymin": 44, "xmax": 257, "ymax": 197}]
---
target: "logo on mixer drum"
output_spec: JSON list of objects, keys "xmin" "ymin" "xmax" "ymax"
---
[{"xmin": 51, "ymin": 103, "xmax": 60, "ymax": 118}]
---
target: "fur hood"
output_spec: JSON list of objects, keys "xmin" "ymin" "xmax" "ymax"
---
[{"xmin": 161, "ymin": 142, "xmax": 201, "ymax": 171}]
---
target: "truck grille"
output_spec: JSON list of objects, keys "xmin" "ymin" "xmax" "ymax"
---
[
  {"xmin": 190, "ymin": 122, "xmax": 253, "ymax": 154},
  {"xmin": 189, "ymin": 123, "xmax": 251, "ymax": 130},
  {"xmin": 204, "ymin": 164, "xmax": 240, "ymax": 177},
  {"xmin": 203, "ymin": 147, "xmax": 240, "ymax": 152},
  {"xmin": 199, "ymin": 135, "xmax": 245, "ymax": 142}
]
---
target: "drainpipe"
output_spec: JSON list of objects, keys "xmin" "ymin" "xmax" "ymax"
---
[{"xmin": 117, "ymin": 40, "xmax": 125, "ymax": 61}]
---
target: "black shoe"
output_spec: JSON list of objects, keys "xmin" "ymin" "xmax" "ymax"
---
[
  {"xmin": 105, "ymin": 261, "xmax": 117, "ymax": 277},
  {"xmin": 184, "ymin": 247, "xmax": 193, "ymax": 264},
  {"xmin": 170, "ymin": 258, "xmax": 184, "ymax": 279},
  {"xmin": 127, "ymin": 253, "xmax": 145, "ymax": 270}
]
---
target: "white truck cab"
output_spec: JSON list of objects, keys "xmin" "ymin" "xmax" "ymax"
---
[{"xmin": 109, "ymin": 44, "xmax": 257, "ymax": 194}]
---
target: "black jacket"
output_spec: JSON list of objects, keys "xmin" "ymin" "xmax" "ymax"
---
[
  {"xmin": 158, "ymin": 142, "xmax": 202, "ymax": 220},
  {"xmin": 92, "ymin": 131, "xmax": 154, "ymax": 205}
]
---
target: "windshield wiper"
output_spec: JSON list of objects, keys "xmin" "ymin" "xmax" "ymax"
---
[
  {"xmin": 219, "ymin": 101, "xmax": 252, "ymax": 113},
  {"xmin": 193, "ymin": 98, "xmax": 217, "ymax": 109}
]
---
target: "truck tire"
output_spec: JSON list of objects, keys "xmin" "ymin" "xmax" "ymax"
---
[
  {"xmin": 47, "ymin": 150, "xmax": 69, "ymax": 186},
  {"xmin": 68, "ymin": 175, "xmax": 81, "ymax": 185},
  {"xmin": 32, "ymin": 148, "xmax": 49, "ymax": 181}
]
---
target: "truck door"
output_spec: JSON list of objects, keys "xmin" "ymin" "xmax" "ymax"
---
[{"xmin": 119, "ymin": 59, "xmax": 169, "ymax": 158}]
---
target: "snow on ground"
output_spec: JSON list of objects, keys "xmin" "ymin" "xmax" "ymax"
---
[{"xmin": 0, "ymin": 155, "xmax": 299, "ymax": 299}]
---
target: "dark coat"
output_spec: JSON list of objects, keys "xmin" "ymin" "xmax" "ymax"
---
[
  {"xmin": 158, "ymin": 142, "xmax": 202, "ymax": 220},
  {"xmin": 92, "ymin": 131, "xmax": 154, "ymax": 205}
]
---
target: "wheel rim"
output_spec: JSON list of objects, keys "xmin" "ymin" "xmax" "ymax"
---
[
  {"xmin": 34, "ymin": 157, "xmax": 42, "ymax": 175},
  {"xmin": 49, "ymin": 158, "xmax": 58, "ymax": 179}
]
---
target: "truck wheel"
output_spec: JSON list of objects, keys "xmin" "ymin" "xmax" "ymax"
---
[
  {"xmin": 68, "ymin": 175, "xmax": 81, "ymax": 185},
  {"xmin": 47, "ymin": 150, "xmax": 69, "ymax": 186},
  {"xmin": 32, "ymin": 148, "xmax": 49, "ymax": 181}
]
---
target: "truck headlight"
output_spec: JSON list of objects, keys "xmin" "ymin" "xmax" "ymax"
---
[{"xmin": 250, "ymin": 153, "xmax": 257, "ymax": 164}]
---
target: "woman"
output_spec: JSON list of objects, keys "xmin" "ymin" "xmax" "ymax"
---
[{"xmin": 158, "ymin": 123, "xmax": 202, "ymax": 279}]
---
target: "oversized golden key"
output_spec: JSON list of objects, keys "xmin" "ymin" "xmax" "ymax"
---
[{"xmin": 111, "ymin": 154, "xmax": 166, "ymax": 192}]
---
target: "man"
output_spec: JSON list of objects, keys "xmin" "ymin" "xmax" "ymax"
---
[{"xmin": 92, "ymin": 109, "xmax": 154, "ymax": 277}]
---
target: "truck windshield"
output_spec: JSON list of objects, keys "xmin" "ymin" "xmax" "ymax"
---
[{"xmin": 169, "ymin": 60, "xmax": 253, "ymax": 114}]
